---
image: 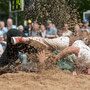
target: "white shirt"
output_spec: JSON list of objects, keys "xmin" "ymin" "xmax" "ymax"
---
[
  {"xmin": 62, "ymin": 30, "xmax": 72, "ymax": 37},
  {"xmin": 41, "ymin": 31, "xmax": 46, "ymax": 37},
  {"xmin": 72, "ymin": 40, "xmax": 90, "ymax": 66}
]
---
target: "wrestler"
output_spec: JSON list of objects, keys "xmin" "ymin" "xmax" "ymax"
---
[
  {"xmin": 0, "ymin": 29, "xmax": 29, "ymax": 67},
  {"xmin": 37, "ymin": 40, "xmax": 90, "ymax": 75}
]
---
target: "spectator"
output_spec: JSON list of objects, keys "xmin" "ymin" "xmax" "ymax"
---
[
  {"xmin": 18, "ymin": 25, "xmax": 24, "ymax": 32},
  {"xmin": 62, "ymin": 24, "xmax": 72, "ymax": 37},
  {"xmin": 0, "ymin": 35, "xmax": 5, "ymax": 57},
  {"xmin": 31, "ymin": 23, "xmax": 40, "ymax": 36},
  {"xmin": 79, "ymin": 23, "xmax": 83, "ymax": 28},
  {"xmin": 0, "ymin": 35, "xmax": 7, "ymax": 51},
  {"xmin": 52, "ymin": 24, "xmax": 56, "ymax": 28},
  {"xmin": 6, "ymin": 18, "xmax": 17, "ymax": 30},
  {"xmin": 40, "ymin": 25, "xmax": 46, "ymax": 38},
  {"xmin": 46, "ymin": 22, "xmax": 57, "ymax": 38},
  {"xmin": 82, "ymin": 19, "xmax": 90, "ymax": 33},
  {"xmin": 74, "ymin": 24, "xmax": 81, "ymax": 36},
  {"xmin": 57, "ymin": 27, "xmax": 63, "ymax": 37},
  {"xmin": 0, "ymin": 44, "xmax": 4, "ymax": 57},
  {"xmin": 24, "ymin": 19, "xmax": 32, "ymax": 36},
  {"xmin": 0, "ymin": 21, "xmax": 8, "ymax": 36},
  {"xmin": 80, "ymin": 30, "xmax": 89, "ymax": 43}
]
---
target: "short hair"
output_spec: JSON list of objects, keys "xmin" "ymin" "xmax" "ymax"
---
[
  {"xmin": 18, "ymin": 25, "xmax": 24, "ymax": 30},
  {"xmin": 1, "ymin": 21, "xmax": 5, "ymax": 26},
  {"xmin": 57, "ymin": 27, "xmax": 63, "ymax": 31}
]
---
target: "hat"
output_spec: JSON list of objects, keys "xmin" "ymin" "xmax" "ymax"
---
[
  {"xmin": 83, "ymin": 19, "xmax": 89, "ymax": 23},
  {"xmin": 28, "ymin": 19, "xmax": 32, "ymax": 23}
]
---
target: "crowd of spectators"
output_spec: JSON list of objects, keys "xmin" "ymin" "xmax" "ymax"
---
[{"xmin": 0, "ymin": 18, "xmax": 90, "ymax": 57}]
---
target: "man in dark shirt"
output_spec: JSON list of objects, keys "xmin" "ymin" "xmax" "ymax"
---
[{"xmin": 0, "ymin": 29, "xmax": 26, "ymax": 67}]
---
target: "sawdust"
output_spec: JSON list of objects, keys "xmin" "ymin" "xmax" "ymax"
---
[{"xmin": 0, "ymin": 69, "xmax": 89, "ymax": 90}]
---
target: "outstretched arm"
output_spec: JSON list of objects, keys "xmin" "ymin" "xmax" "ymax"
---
[
  {"xmin": 37, "ymin": 46, "xmax": 79, "ymax": 66},
  {"xmin": 56, "ymin": 46, "xmax": 79, "ymax": 61},
  {"xmin": 37, "ymin": 50, "xmax": 47, "ymax": 65}
]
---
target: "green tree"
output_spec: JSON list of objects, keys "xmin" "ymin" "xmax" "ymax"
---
[{"xmin": 0, "ymin": 0, "xmax": 9, "ymax": 21}]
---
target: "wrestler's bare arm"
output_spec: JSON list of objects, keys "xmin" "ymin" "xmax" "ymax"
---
[
  {"xmin": 56, "ymin": 46, "xmax": 79, "ymax": 60},
  {"xmin": 37, "ymin": 46, "xmax": 79, "ymax": 65}
]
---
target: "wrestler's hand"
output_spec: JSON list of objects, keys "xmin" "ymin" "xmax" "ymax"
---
[{"xmin": 37, "ymin": 50, "xmax": 47, "ymax": 65}]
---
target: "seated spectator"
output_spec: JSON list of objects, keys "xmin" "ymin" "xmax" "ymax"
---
[
  {"xmin": 57, "ymin": 27, "xmax": 63, "ymax": 37},
  {"xmin": 6, "ymin": 18, "xmax": 17, "ymax": 30},
  {"xmin": 0, "ymin": 21, "xmax": 8, "ymax": 36},
  {"xmin": 0, "ymin": 35, "xmax": 5, "ymax": 57},
  {"xmin": 40, "ymin": 25, "xmax": 46, "ymax": 38},
  {"xmin": 73, "ymin": 24, "xmax": 81, "ymax": 36},
  {"xmin": 46, "ymin": 22, "xmax": 57, "ymax": 38},
  {"xmin": 0, "ymin": 35, "xmax": 6, "ymax": 51},
  {"xmin": 81, "ymin": 19, "xmax": 90, "ymax": 33},
  {"xmin": 31, "ymin": 23, "xmax": 41, "ymax": 36},
  {"xmin": 0, "ymin": 44, "xmax": 4, "ymax": 57},
  {"xmin": 18, "ymin": 25, "xmax": 24, "ymax": 32},
  {"xmin": 24, "ymin": 19, "xmax": 32, "ymax": 36},
  {"xmin": 52, "ymin": 24, "xmax": 56, "ymax": 28},
  {"xmin": 62, "ymin": 24, "xmax": 72, "ymax": 37},
  {"xmin": 79, "ymin": 23, "xmax": 83, "ymax": 28}
]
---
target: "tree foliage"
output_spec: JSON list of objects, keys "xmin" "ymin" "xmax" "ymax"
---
[{"xmin": 0, "ymin": 0, "xmax": 9, "ymax": 21}]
